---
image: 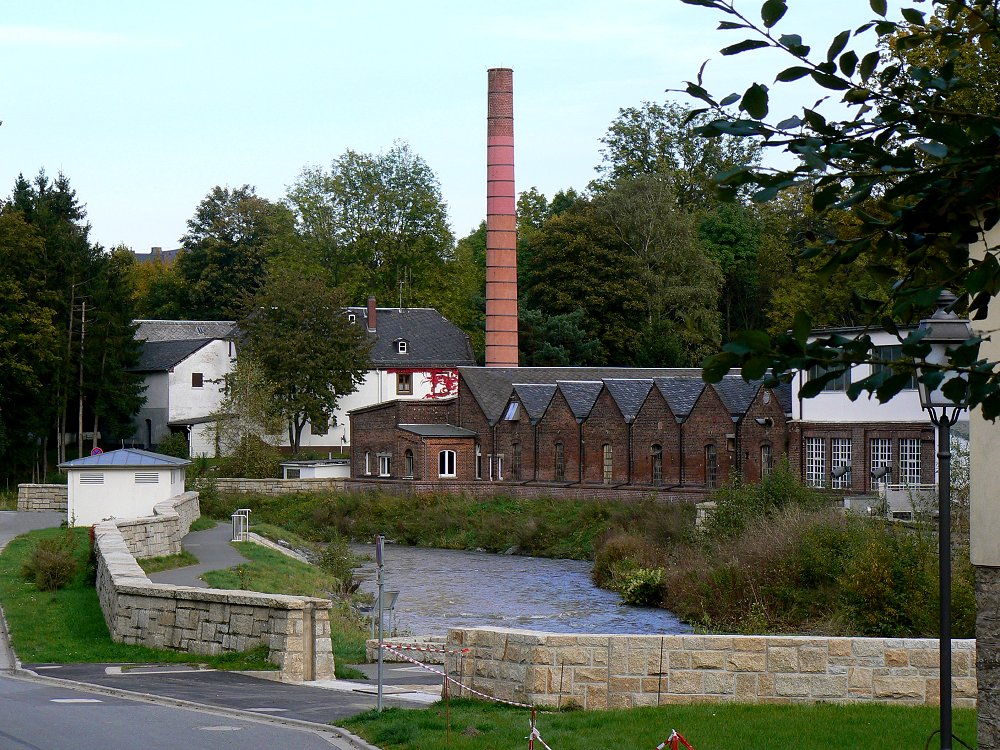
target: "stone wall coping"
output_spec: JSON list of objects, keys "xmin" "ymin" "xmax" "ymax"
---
[{"xmin": 114, "ymin": 582, "xmax": 331, "ymax": 609}]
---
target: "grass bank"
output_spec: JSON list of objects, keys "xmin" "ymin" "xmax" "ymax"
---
[
  {"xmin": 0, "ymin": 526, "xmax": 274, "ymax": 670},
  {"xmin": 342, "ymin": 699, "xmax": 978, "ymax": 750}
]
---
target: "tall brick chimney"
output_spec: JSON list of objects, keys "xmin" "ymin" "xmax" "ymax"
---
[
  {"xmin": 486, "ymin": 67, "xmax": 519, "ymax": 367},
  {"xmin": 367, "ymin": 295, "xmax": 377, "ymax": 332}
]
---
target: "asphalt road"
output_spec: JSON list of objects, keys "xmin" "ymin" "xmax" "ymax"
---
[{"xmin": 0, "ymin": 671, "xmax": 352, "ymax": 750}]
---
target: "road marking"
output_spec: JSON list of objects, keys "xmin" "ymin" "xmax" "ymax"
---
[
  {"xmin": 50, "ymin": 698, "xmax": 102, "ymax": 703},
  {"xmin": 105, "ymin": 666, "xmax": 214, "ymax": 676},
  {"xmin": 245, "ymin": 707, "xmax": 288, "ymax": 713},
  {"xmin": 198, "ymin": 726, "xmax": 243, "ymax": 732},
  {"xmin": 34, "ymin": 665, "xmax": 62, "ymax": 670}
]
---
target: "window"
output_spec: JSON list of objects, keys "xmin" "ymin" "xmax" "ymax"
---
[
  {"xmin": 512, "ymin": 442, "xmax": 522, "ymax": 481},
  {"xmin": 831, "ymin": 438, "xmax": 852, "ymax": 488},
  {"xmin": 761, "ymin": 444, "xmax": 773, "ymax": 478},
  {"xmin": 191, "ymin": 372, "xmax": 204, "ymax": 388},
  {"xmin": 805, "ymin": 437, "xmax": 826, "ymax": 487},
  {"xmin": 807, "ymin": 364, "xmax": 851, "ymax": 392},
  {"xmin": 396, "ymin": 373, "xmax": 413, "ymax": 396},
  {"xmin": 396, "ymin": 340, "xmax": 408, "ymax": 354},
  {"xmin": 705, "ymin": 444, "xmax": 718, "ymax": 489},
  {"xmin": 348, "ymin": 313, "xmax": 356, "ymax": 324},
  {"xmin": 900, "ymin": 438, "xmax": 921, "ymax": 485},
  {"xmin": 870, "ymin": 438, "xmax": 893, "ymax": 485},
  {"xmin": 603, "ymin": 444, "xmax": 613, "ymax": 484},
  {"xmin": 364, "ymin": 452, "xmax": 371, "ymax": 475},
  {"xmin": 651, "ymin": 444, "xmax": 663, "ymax": 485},
  {"xmin": 475, "ymin": 444, "xmax": 482, "ymax": 480},
  {"xmin": 504, "ymin": 402, "xmax": 520, "ymax": 421},
  {"xmin": 378, "ymin": 454, "xmax": 391, "ymax": 477},
  {"xmin": 554, "ymin": 442, "xmax": 565, "ymax": 481},
  {"xmin": 285, "ymin": 468, "xmax": 301, "ymax": 479},
  {"xmin": 497, "ymin": 454, "xmax": 504, "ymax": 481},
  {"xmin": 312, "ymin": 412, "xmax": 329, "ymax": 436},
  {"xmin": 404, "ymin": 449, "xmax": 414, "ymax": 478},
  {"xmin": 873, "ymin": 346, "xmax": 917, "ymax": 390},
  {"xmin": 438, "ymin": 449, "xmax": 456, "ymax": 478}
]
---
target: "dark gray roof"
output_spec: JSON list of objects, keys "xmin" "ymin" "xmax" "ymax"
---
[
  {"xmin": 135, "ymin": 320, "xmax": 236, "ymax": 342},
  {"xmin": 460, "ymin": 367, "xmax": 704, "ymax": 424},
  {"xmin": 603, "ymin": 379, "xmax": 653, "ymax": 423},
  {"xmin": 399, "ymin": 424, "xmax": 478, "ymax": 438},
  {"xmin": 774, "ymin": 382, "xmax": 793, "ymax": 414},
  {"xmin": 653, "ymin": 377, "xmax": 706, "ymax": 419},
  {"xmin": 59, "ymin": 448, "xmax": 190, "ymax": 469},
  {"xmin": 714, "ymin": 376, "xmax": 762, "ymax": 417},
  {"xmin": 512, "ymin": 383, "xmax": 557, "ymax": 423},
  {"xmin": 280, "ymin": 458, "xmax": 349, "ymax": 467},
  {"xmin": 130, "ymin": 339, "xmax": 214, "ymax": 373},
  {"xmin": 557, "ymin": 381, "xmax": 604, "ymax": 421},
  {"xmin": 347, "ymin": 307, "xmax": 476, "ymax": 368}
]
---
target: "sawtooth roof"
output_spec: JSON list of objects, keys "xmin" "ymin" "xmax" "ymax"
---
[
  {"xmin": 652, "ymin": 377, "xmax": 706, "ymax": 419},
  {"xmin": 557, "ymin": 381, "xmax": 605, "ymax": 421},
  {"xmin": 347, "ymin": 307, "xmax": 476, "ymax": 368},
  {"xmin": 603, "ymin": 379, "xmax": 654, "ymax": 423},
  {"xmin": 511, "ymin": 383, "xmax": 557, "ymax": 423}
]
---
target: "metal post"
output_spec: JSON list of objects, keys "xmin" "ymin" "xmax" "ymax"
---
[
  {"xmin": 937, "ymin": 416, "xmax": 953, "ymax": 750},
  {"xmin": 376, "ymin": 534, "xmax": 385, "ymax": 712}
]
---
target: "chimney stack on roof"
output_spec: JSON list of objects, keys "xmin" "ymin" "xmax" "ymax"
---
[
  {"xmin": 367, "ymin": 295, "xmax": 377, "ymax": 332},
  {"xmin": 485, "ymin": 67, "xmax": 519, "ymax": 368}
]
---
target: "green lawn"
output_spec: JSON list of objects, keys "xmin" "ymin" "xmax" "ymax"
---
[
  {"xmin": 138, "ymin": 549, "xmax": 198, "ymax": 574},
  {"xmin": 0, "ymin": 527, "xmax": 275, "ymax": 669},
  {"xmin": 342, "ymin": 699, "xmax": 978, "ymax": 750}
]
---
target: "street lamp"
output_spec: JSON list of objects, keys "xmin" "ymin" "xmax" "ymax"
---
[{"xmin": 915, "ymin": 292, "xmax": 973, "ymax": 750}]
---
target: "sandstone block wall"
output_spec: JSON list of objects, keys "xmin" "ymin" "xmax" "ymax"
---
[
  {"xmin": 94, "ymin": 492, "xmax": 334, "ymax": 681},
  {"xmin": 977, "ymin": 566, "xmax": 1000, "ymax": 749},
  {"xmin": 446, "ymin": 627, "xmax": 977, "ymax": 710},
  {"xmin": 17, "ymin": 484, "xmax": 68, "ymax": 512},
  {"xmin": 203, "ymin": 478, "xmax": 345, "ymax": 496}
]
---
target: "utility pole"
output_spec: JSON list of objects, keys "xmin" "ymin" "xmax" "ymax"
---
[{"xmin": 77, "ymin": 300, "xmax": 86, "ymax": 459}]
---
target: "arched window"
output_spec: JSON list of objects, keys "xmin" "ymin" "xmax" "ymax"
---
[
  {"xmin": 404, "ymin": 449, "xmax": 414, "ymax": 478},
  {"xmin": 602, "ymin": 444, "xmax": 613, "ymax": 484},
  {"xmin": 761, "ymin": 444, "xmax": 773, "ymax": 478},
  {"xmin": 705, "ymin": 444, "xmax": 718, "ymax": 489},
  {"xmin": 554, "ymin": 442, "xmax": 565, "ymax": 481},
  {"xmin": 475, "ymin": 444, "xmax": 482, "ymax": 479},
  {"xmin": 438, "ymin": 449, "xmax": 456, "ymax": 478},
  {"xmin": 512, "ymin": 442, "xmax": 522, "ymax": 481},
  {"xmin": 651, "ymin": 444, "xmax": 663, "ymax": 485}
]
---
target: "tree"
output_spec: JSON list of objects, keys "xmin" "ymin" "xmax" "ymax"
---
[
  {"xmin": 519, "ymin": 308, "xmax": 604, "ymax": 366},
  {"xmin": 681, "ymin": 0, "xmax": 998, "ymax": 415},
  {"xmin": 287, "ymin": 142, "xmax": 457, "ymax": 308},
  {"xmin": 172, "ymin": 185, "xmax": 294, "ymax": 320},
  {"xmin": 240, "ymin": 268, "xmax": 371, "ymax": 453}
]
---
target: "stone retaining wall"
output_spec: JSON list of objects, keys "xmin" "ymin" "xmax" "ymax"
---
[
  {"xmin": 17, "ymin": 484, "xmax": 67, "ymax": 512},
  {"xmin": 94, "ymin": 492, "xmax": 334, "ymax": 681},
  {"xmin": 345, "ymin": 479, "xmax": 704, "ymax": 504},
  {"xmin": 202, "ymin": 478, "xmax": 345, "ymax": 496},
  {"xmin": 446, "ymin": 627, "xmax": 977, "ymax": 709}
]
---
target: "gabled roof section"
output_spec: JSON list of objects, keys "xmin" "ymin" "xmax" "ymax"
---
[
  {"xmin": 399, "ymin": 424, "xmax": 478, "ymax": 438},
  {"xmin": 558, "ymin": 381, "xmax": 604, "ymax": 421},
  {"xmin": 59, "ymin": 448, "xmax": 190, "ymax": 469},
  {"xmin": 653, "ymin": 377, "xmax": 706, "ymax": 419},
  {"xmin": 773, "ymin": 381, "xmax": 793, "ymax": 415},
  {"xmin": 603, "ymin": 379, "xmax": 653, "ymax": 423},
  {"xmin": 714, "ymin": 376, "xmax": 762, "ymax": 418},
  {"xmin": 346, "ymin": 307, "xmax": 476, "ymax": 367},
  {"xmin": 512, "ymin": 383, "xmax": 557, "ymax": 424},
  {"xmin": 129, "ymin": 338, "xmax": 215, "ymax": 373},
  {"xmin": 135, "ymin": 320, "xmax": 236, "ymax": 342}
]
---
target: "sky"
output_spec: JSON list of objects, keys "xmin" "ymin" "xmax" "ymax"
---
[{"xmin": 0, "ymin": 1, "xmax": 885, "ymax": 254}]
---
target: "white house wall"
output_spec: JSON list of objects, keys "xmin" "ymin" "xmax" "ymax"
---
[
  {"xmin": 167, "ymin": 340, "xmax": 232, "ymax": 423},
  {"xmin": 68, "ymin": 468, "xmax": 177, "ymax": 527}
]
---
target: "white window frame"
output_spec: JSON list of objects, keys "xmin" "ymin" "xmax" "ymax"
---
[
  {"xmin": 805, "ymin": 437, "xmax": 826, "ymax": 487},
  {"xmin": 603, "ymin": 444, "xmax": 613, "ymax": 485},
  {"xmin": 397, "ymin": 340, "xmax": 408, "ymax": 354},
  {"xmin": 761, "ymin": 444, "xmax": 773, "ymax": 478},
  {"xmin": 475, "ymin": 444, "xmax": 482, "ymax": 480},
  {"xmin": 870, "ymin": 438, "xmax": 893, "ymax": 485},
  {"xmin": 899, "ymin": 438, "xmax": 921, "ymax": 486},
  {"xmin": 831, "ymin": 438, "xmax": 852, "ymax": 489},
  {"xmin": 364, "ymin": 451, "xmax": 371, "ymax": 476},
  {"xmin": 438, "ymin": 449, "xmax": 456, "ymax": 478},
  {"xmin": 378, "ymin": 454, "xmax": 391, "ymax": 477}
]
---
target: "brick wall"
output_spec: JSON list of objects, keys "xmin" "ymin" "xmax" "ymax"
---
[
  {"xmin": 535, "ymin": 391, "xmax": 581, "ymax": 483},
  {"xmin": 581, "ymin": 390, "xmax": 629, "ymax": 484},
  {"xmin": 445, "ymin": 627, "xmax": 976, "ymax": 709},
  {"xmin": 738, "ymin": 388, "xmax": 790, "ymax": 483},
  {"xmin": 17, "ymin": 484, "xmax": 68, "ymax": 512},
  {"xmin": 93, "ymin": 491, "xmax": 334, "ymax": 682},
  {"xmin": 683, "ymin": 388, "xmax": 736, "ymax": 487},
  {"xmin": 632, "ymin": 389, "xmax": 679, "ymax": 486}
]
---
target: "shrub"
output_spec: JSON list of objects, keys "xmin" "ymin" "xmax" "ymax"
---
[
  {"xmin": 219, "ymin": 435, "xmax": 282, "ymax": 479},
  {"xmin": 156, "ymin": 432, "xmax": 190, "ymax": 459},
  {"xmin": 591, "ymin": 532, "xmax": 662, "ymax": 589},
  {"xmin": 21, "ymin": 534, "xmax": 78, "ymax": 591},
  {"xmin": 618, "ymin": 567, "xmax": 665, "ymax": 606}
]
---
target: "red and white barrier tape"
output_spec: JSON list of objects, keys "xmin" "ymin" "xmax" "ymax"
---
[
  {"xmin": 379, "ymin": 644, "xmax": 534, "ymax": 709},
  {"xmin": 528, "ymin": 722, "xmax": 555, "ymax": 750},
  {"xmin": 382, "ymin": 642, "xmax": 470, "ymax": 656},
  {"xmin": 655, "ymin": 729, "xmax": 695, "ymax": 750}
]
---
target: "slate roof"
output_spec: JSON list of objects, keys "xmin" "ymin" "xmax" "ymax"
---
[
  {"xmin": 511, "ymin": 384, "xmax": 557, "ymax": 424},
  {"xmin": 135, "ymin": 320, "xmax": 236, "ymax": 342},
  {"xmin": 347, "ymin": 307, "xmax": 476, "ymax": 368},
  {"xmin": 774, "ymin": 382, "xmax": 793, "ymax": 414},
  {"xmin": 59, "ymin": 448, "xmax": 190, "ymax": 469},
  {"xmin": 603, "ymin": 379, "xmax": 654, "ymax": 423},
  {"xmin": 714, "ymin": 376, "xmax": 762, "ymax": 418},
  {"xmin": 460, "ymin": 367, "xmax": 704, "ymax": 424},
  {"xmin": 129, "ymin": 338, "xmax": 215, "ymax": 373},
  {"xmin": 399, "ymin": 424, "xmax": 478, "ymax": 438},
  {"xmin": 557, "ymin": 381, "xmax": 605, "ymax": 421}
]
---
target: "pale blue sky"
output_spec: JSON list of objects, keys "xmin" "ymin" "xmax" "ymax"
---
[{"xmin": 0, "ymin": 1, "xmax": 880, "ymax": 254}]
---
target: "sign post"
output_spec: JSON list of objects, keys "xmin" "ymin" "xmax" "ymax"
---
[{"xmin": 376, "ymin": 534, "xmax": 385, "ymax": 712}]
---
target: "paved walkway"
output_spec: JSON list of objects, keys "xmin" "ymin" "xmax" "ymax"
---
[{"xmin": 147, "ymin": 520, "xmax": 247, "ymax": 587}]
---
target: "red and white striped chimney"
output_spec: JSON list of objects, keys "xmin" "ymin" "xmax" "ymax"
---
[{"xmin": 485, "ymin": 67, "xmax": 519, "ymax": 368}]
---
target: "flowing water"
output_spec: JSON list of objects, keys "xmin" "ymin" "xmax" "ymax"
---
[{"xmin": 351, "ymin": 543, "xmax": 690, "ymax": 637}]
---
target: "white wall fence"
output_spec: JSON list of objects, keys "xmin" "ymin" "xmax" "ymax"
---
[{"xmin": 445, "ymin": 627, "xmax": 976, "ymax": 710}]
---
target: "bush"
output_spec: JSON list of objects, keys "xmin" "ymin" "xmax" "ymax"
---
[
  {"xmin": 21, "ymin": 534, "xmax": 78, "ymax": 591},
  {"xmin": 591, "ymin": 532, "xmax": 662, "ymax": 589},
  {"xmin": 156, "ymin": 432, "xmax": 190, "ymax": 459},
  {"xmin": 618, "ymin": 567, "xmax": 665, "ymax": 606},
  {"xmin": 219, "ymin": 435, "xmax": 282, "ymax": 479}
]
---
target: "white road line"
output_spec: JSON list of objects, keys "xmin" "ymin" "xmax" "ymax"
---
[
  {"xmin": 51, "ymin": 698, "xmax": 102, "ymax": 703},
  {"xmin": 245, "ymin": 708, "xmax": 288, "ymax": 713}
]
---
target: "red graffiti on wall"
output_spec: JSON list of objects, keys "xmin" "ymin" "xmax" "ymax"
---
[{"xmin": 422, "ymin": 369, "xmax": 459, "ymax": 398}]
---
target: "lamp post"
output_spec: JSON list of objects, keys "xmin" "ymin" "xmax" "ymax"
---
[{"xmin": 915, "ymin": 293, "xmax": 973, "ymax": 750}]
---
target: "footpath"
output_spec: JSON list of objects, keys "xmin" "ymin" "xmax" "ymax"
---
[{"xmin": 0, "ymin": 512, "xmax": 444, "ymax": 750}]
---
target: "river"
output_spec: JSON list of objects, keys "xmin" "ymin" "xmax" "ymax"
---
[{"xmin": 351, "ymin": 543, "xmax": 690, "ymax": 637}]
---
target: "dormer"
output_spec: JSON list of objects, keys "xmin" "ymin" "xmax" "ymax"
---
[{"xmin": 396, "ymin": 339, "xmax": 409, "ymax": 355}]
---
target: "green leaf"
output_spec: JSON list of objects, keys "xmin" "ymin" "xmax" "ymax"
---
[
  {"xmin": 869, "ymin": 0, "xmax": 887, "ymax": 16},
  {"xmin": 760, "ymin": 0, "xmax": 787, "ymax": 28},
  {"xmin": 839, "ymin": 50, "xmax": 859, "ymax": 77},
  {"xmin": 702, "ymin": 352, "xmax": 736, "ymax": 383},
  {"xmin": 721, "ymin": 39, "xmax": 771, "ymax": 55},
  {"xmin": 859, "ymin": 51, "xmax": 880, "ymax": 80},
  {"xmin": 901, "ymin": 7, "xmax": 925, "ymax": 25},
  {"xmin": 827, "ymin": 30, "xmax": 851, "ymax": 62},
  {"xmin": 775, "ymin": 66, "xmax": 811, "ymax": 82},
  {"xmin": 740, "ymin": 83, "xmax": 769, "ymax": 119},
  {"xmin": 792, "ymin": 311, "xmax": 812, "ymax": 345},
  {"xmin": 810, "ymin": 71, "xmax": 850, "ymax": 90}
]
